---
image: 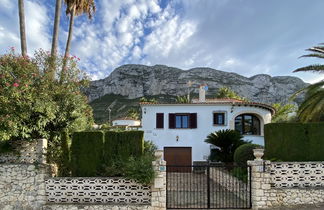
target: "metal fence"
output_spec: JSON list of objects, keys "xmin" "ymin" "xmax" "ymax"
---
[{"xmin": 166, "ymin": 164, "xmax": 251, "ymax": 209}]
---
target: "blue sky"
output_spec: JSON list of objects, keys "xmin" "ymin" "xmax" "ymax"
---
[{"xmin": 1, "ymin": 0, "xmax": 324, "ymax": 83}]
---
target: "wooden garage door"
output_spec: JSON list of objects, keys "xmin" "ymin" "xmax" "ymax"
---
[{"xmin": 164, "ymin": 147, "xmax": 192, "ymax": 166}]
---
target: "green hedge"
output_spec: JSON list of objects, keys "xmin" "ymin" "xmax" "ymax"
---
[
  {"xmin": 264, "ymin": 122, "xmax": 324, "ymax": 161},
  {"xmin": 104, "ymin": 131, "xmax": 144, "ymax": 165},
  {"xmin": 70, "ymin": 131, "xmax": 104, "ymax": 176},
  {"xmin": 234, "ymin": 143, "xmax": 259, "ymax": 167}
]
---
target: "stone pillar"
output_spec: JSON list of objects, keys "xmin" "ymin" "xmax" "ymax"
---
[
  {"xmin": 151, "ymin": 150, "xmax": 167, "ymax": 210},
  {"xmin": 36, "ymin": 138, "xmax": 48, "ymax": 164},
  {"xmin": 248, "ymin": 149, "xmax": 271, "ymax": 210}
]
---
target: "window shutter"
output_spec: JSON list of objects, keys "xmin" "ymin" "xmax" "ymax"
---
[
  {"xmin": 169, "ymin": 113, "xmax": 175, "ymax": 129},
  {"xmin": 190, "ymin": 113, "xmax": 197, "ymax": 128},
  {"xmin": 213, "ymin": 113, "xmax": 217, "ymax": 125},
  {"xmin": 156, "ymin": 113, "xmax": 164, "ymax": 128}
]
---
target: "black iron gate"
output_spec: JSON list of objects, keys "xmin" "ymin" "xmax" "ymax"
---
[{"xmin": 166, "ymin": 163, "xmax": 251, "ymax": 209}]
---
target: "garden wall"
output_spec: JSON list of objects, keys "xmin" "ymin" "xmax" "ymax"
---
[
  {"xmin": 249, "ymin": 159, "xmax": 324, "ymax": 209},
  {"xmin": 0, "ymin": 139, "xmax": 166, "ymax": 210}
]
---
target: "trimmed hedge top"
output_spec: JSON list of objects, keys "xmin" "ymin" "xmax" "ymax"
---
[
  {"xmin": 104, "ymin": 131, "xmax": 144, "ymax": 165},
  {"xmin": 70, "ymin": 131, "xmax": 104, "ymax": 177},
  {"xmin": 70, "ymin": 130, "xmax": 144, "ymax": 177},
  {"xmin": 264, "ymin": 122, "xmax": 324, "ymax": 161}
]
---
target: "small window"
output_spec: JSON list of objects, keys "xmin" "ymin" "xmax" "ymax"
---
[
  {"xmin": 213, "ymin": 113, "xmax": 225, "ymax": 125},
  {"xmin": 169, "ymin": 113, "xmax": 197, "ymax": 129}
]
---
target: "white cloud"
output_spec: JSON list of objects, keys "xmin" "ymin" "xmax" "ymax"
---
[{"xmin": 0, "ymin": 0, "xmax": 50, "ymax": 55}]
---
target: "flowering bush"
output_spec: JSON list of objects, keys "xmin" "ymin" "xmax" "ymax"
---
[{"xmin": 0, "ymin": 49, "xmax": 93, "ymax": 141}]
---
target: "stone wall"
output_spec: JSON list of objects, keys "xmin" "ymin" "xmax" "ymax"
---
[
  {"xmin": 0, "ymin": 144, "xmax": 166, "ymax": 210},
  {"xmin": 0, "ymin": 163, "xmax": 50, "ymax": 210},
  {"xmin": 0, "ymin": 139, "xmax": 47, "ymax": 164},
  {"xmin": 248, "ymin": 159, "xmax": 324, "ymax": 209}
]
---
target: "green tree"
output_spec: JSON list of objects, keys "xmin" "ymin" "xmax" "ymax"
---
[
  {"xmin": 271, "ymin": 103, "xmax": 297, "ymax": 123},
  {"xmin": 139, "ymin": 97, "xmax": 157, "ymax": 103},
  {"xmin": 293, "ymin": 44, "xmax": 324, "ymax": 122},
  {"xmin": 0, "ymin": 49, "xmax": 93, "ymax": 141},
  {"xmin": 61, "ymin": 0, "xmax": 96, "ymax": 82},
  {"xmin": 18, "ymin": 0, "xmax": 27, "ymax": 56},
  {"xmin": 205, "ymin": 129, "xmax": 247, "ymax": 163},
  {"xmin": 215, "ymin": 87, "xmax": 245, "ymax": 100},
  {"xmin": 176, "ymin": 95, "xmax": 190, "ymax": 103},
  {"xmin": 127, "ymin": 108, "xmax": 140, "ymax": 120}
]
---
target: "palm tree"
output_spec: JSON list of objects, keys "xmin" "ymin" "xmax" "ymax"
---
[
  {"xmin": 176, "ymin": 95, "xmax": 190, "ymax": 103},
  {"xmin": 215, "ymin": 87, "xmax": 245, "ymax": 101},
  {"xmin": 61, "ymin": 0, "xmax": 96, "ymax": 82},
  {"xmin": 18, "ymin": 0, "xmax": 27, "ymax": 56},
  {"xmin": 48, "ymin": 0, "xmax": 63, "ymax": 80},
  {"xmin": 205, "ymin": 129, "xmax": 246, "ymax": 163},
  {"xmin": 293, "ymin": 44, "xmax": 324, "ymax": 122}
]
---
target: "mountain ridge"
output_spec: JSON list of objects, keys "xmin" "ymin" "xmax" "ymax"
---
[{"xmin": 85, "ymin": 64, "xmax": 307, "ymax": 105}]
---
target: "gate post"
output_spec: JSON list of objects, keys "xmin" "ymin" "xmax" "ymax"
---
[
  {"xmin": 151, "ymin": 150, "xmax": 167, "ymax": 210},
  {"xmin": 248, "ymin": 149, "xmax": 271, "ymax": 210}
]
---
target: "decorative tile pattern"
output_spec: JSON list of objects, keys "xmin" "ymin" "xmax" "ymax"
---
[
  {"xmin": 45, "ymin": 178, "xmax": 151, "ymax": 204},
  {"xmin": 269, "ymin": 162, "xmax": 324, "ymax": 188},
  {"xmin": 0, "ymin": 139, "xmax": 47, "ymax": 164}
]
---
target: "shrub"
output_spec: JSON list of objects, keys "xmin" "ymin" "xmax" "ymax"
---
[
  {"xmin": 0, "ymin": 49, "xmax": 93, "ymax": 141},
  {"xmin": 234, "ymin": 143, "xmax": 260, "ymax": 167},
  {"xmin": 100, "ymin": 140, "xmax": 157, "ymax": 184},
  {"xmin": 104, "ymin": 131, "xmax": 144, "ymax": 165},
  {"xmin": 70, "ymin": 131, "xmax": 104, "ymax": 176},
  {"xmin": 205, "ymin": 129, "xmax": 247, "ymax": 162},
  {"xmin": 47, "ymin": 131, "xmax": 71, "ymax": 176},
  {"xmin": 124, "ymin": 154, "xmax": 156, "ymax": 185},
  {"xmin": 265, "ymin": 122, "xmax": 324, "ymax": 161},
  {"xmin": 0, "ymin": 141, "xmax": 14, "ymax": 154},
  {"xmin": 57, "ymin": 131, "xmax": 70, "ymax": 176}
]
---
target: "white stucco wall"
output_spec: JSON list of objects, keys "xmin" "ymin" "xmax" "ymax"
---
[
  {"xmin": 141, "ymin": 104, "xmax": 272, "ymax": 161},
  {"xmin": 112, "ymin": 119, "xmax": 141, "ymax": 126}
]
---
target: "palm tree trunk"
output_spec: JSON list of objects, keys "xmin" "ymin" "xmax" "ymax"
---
[
  {"xmin": 51, "ymin": 0, "xmax": 62, "ymax": 56},
  {"xmin": 49, "ymin": 0, "xmax": 62, "ymax": 80},
  {"xmin": 18, "ymin": 0, "xmax": 27, "ymax": 56},
  {"xmin": 60, "ymin": 6, "xmax": 75, "ymax": 83}
]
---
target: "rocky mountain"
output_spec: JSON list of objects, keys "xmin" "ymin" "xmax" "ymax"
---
[{"xmin": 86, "ymin": 64, "xmax": 307, "ymax": 105}]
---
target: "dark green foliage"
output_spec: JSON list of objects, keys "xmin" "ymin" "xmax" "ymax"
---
[
  {"xmin": 264, "ymin": 123, "xmax": 324, "ymax": 161},
  {"xmin": 124, "ymin": 154, "xmax": 156, "ymax": 185},
  {"xmin": 47, "ymin": 131, "xmax": 71, "ymax": 176},
  {"xmin": 104, "ymin": 131, "xmax": 144, "ymax": 164},
  {"xmin": 234, "ymin": 143, "xmax": 260, "ymax": 167},
  {"xmin": 58, "ymin": 131, "xmax": 70, "ymax": 176},
  {"xmin": 70, "ymin": 131, "xmax": 104, "ymax": 176},
  {"xmin": 101, "ymin": 139, "xmax": 156, "ymax": 185},
  {"xmin": 231, "ymin": 167, "xmax": 248, "ymax": 183},
  {"xmin": 0, "ymin": 141, "xmax": 14, "ymax": 154},
  {"xmin": 205, "ymin": 129, "xmax": 247, "ymax": 162}
]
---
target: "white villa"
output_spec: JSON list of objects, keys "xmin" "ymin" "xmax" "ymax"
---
[
  {"xmin": 140, "ymin": 85, "xmax": 275, "ymax": 165},
  {"xmin": 112, "ymin": 117, "xmax": 141, "ymax": 129}
]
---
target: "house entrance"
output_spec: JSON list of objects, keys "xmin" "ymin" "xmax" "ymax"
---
[
  {"xmin": 166, "ymin": 163, "xmax": 252, "ymax": 209},
  {"xmin": 164, "ymin": 147, "xmax": 192, "ymax": 172}
]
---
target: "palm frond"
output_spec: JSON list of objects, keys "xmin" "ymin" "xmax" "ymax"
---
[
  {"xmin": 297, "ymin": 85, "xmax": 324, "ymax": 122},
  {"xmin": 300, "ymin": 53, "xmax": 324, "ymax": 59},
  {"xmin": 293, "ymin": 64, "xmax": 324, "ymax": 73},
  {"xmin": 306, "ymin": 47, "xmax": 324, "ymax": 54}
]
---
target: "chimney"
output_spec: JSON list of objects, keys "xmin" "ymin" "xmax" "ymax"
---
[{"xmin": 199, "ymin": 84, "xmax": 207, "ymax": 102}]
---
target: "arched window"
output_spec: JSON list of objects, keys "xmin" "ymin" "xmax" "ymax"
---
[{"xmin": 235, "ymin": 114, "xmax": 261, "ymax": 135}]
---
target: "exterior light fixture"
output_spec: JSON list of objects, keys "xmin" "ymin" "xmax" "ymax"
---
[
  {"xmin": 143, "ymin": 108, "xmax": 147, "ymax": 114},
  {"xmin": 176, "ymin": 135, "xmax": 179, "ymax": 141}
]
